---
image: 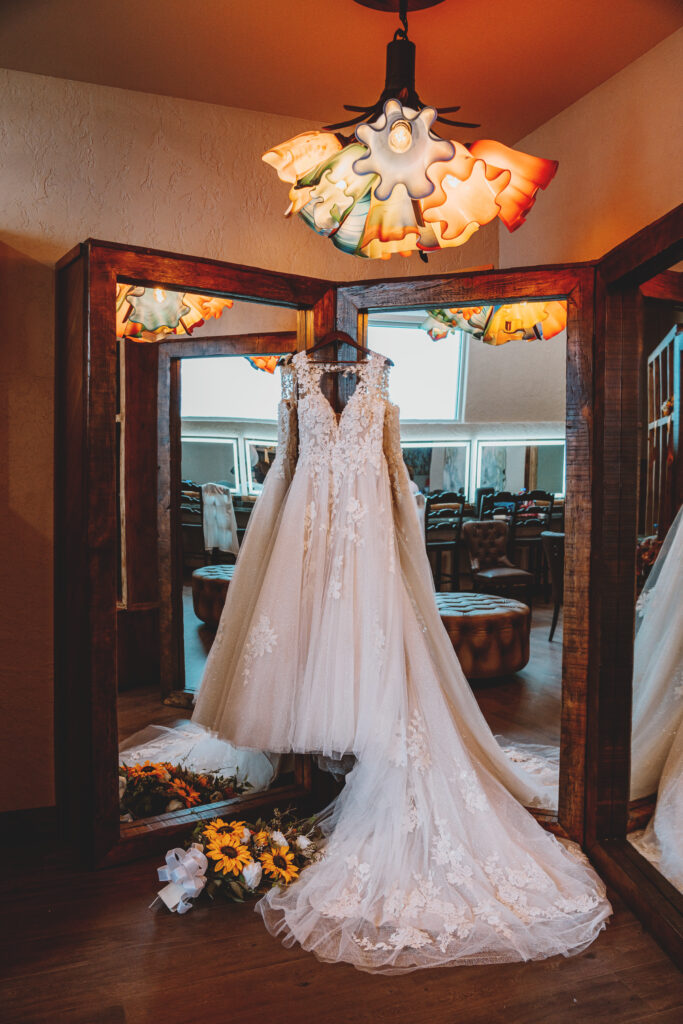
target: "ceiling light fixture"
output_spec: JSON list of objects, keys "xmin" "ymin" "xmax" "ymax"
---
[
  {"xmin": 422, "ymin": 301, "xmax": 567, "ymax": 345},
  {"xmin": 263, "ymin": 0, "xmax": 558, "ymax": 261}
]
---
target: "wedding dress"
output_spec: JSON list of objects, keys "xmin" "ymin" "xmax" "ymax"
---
[
  {"xmin": 629, "ymin": 507, "xmax": 683, "ymax": 890},
  {"xmin": 194, "ymin": 350, "xmax": 610, "ymax": 971}
]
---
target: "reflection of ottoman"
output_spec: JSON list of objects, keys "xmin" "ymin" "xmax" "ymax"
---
[
  {"xmin": 435, "ymin": 592, "xmax": 530, "ymax": 679},
  {"xmin": 191, "ymin": 565, "xmax": 236, "ymax": 627}
]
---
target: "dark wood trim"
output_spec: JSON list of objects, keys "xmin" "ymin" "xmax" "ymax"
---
[
  {"xmin": 589, "ymin": 841, "xmax": 683, "ymax": 968},
  {"xmin": 0, "ymin": 805, "xmax": 58, "ymax": 841},
  {"xmin": 55, "ymin": 241, "xmax": 327, "ymax": 865},
  {"xmin": 157, "ymin": 332, "xmax": 297, "ymax": 694},
  {"xmin": 586, "ymin": 284, "xmax": 642, "ymax": 845},
  {"xmin": 89, "ymin": 238, "xmax": 333, "ymax": 305},
  {"xmin": 640, "ymin": 269, "xmax": 683, "ymax": 303},
  {"xmin": 338, "ymin": 264, "xmax": 596, "ymax": 843},
  {"xmin": 598, "ymin": 204, "xmax": 683, "ymax": 288},
  {"xmin": 587, "ymin": 206, "xmax": 683, "ymax": 962}
]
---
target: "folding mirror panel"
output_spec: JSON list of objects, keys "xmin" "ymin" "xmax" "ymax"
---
[
  {"xmin": 55, "ymin": 240, "xmax": 337, "ymax": 864},
  {"xmin": 588, "ymin": 205, "xmax": 683, "ymax": 963},
  {"xmin": 337, "ymin": 265, "xmax": 594, "ymax": 844}
]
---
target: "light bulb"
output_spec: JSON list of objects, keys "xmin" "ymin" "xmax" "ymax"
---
[
  {"xmin": 154, "ymin": 288, "xmax": 166, "ymax": 302},
  {"xmin": 388, "ymin": 120, "xmax": 412, "ymax": 154}
]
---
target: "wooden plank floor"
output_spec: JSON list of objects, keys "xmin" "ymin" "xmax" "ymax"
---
[{"xmin": 1, "ymin": 853, "xmax": 681, "ymax": 1024}]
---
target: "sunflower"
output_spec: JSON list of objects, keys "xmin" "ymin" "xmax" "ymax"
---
[
  {"xmin": 170, "ymin": 778, "xmax": 201, "ymax": 807},
  {"xmin": 203, "ymin": 818, "xmax": 247, "ymax": 843},
  {"xmin": 206, "ymin": 835, "xmax": 253, "ymax": 876},
  {"xmin": 260, "ymin": 845, "xmax": 299, "ymax": 885},
  {"xmin": 252, "ymin": 829, "xmax": 271, "ymax": 847},
  {"xmin": 125, "ymin": 761, "xmax": 170, "ymax": 783}
]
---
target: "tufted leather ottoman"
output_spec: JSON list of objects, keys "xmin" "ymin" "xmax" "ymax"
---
[
  {"xmin": 435, "ymin": 591, "xmax": 530, "ymax": 679},
  {"xmin": 191, "ymin": 565, "xmax": 236, "ymax": 627}
]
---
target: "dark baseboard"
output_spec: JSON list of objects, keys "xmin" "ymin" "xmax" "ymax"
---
[{"xmin": 0, "ymin": 804, "xmax": 58, "ymax": 842}]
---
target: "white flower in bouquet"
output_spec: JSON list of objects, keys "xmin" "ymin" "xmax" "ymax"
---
[
  {"xmin": 271, "ymin": 830, "xmax": 288, "ymax": 848},
  {"xmin": 240, "ymin": 826, "xmax": 251, "ymax": 844},
  {"xmin": 295, "ymin": 835, "xmax": 313, "ymax": 855},
  {"xmin": 165, "ymin": 799, "xmax": 184, "ymax": 811},
  {"xmin": 242, "ymin": 860, "xmax": 263, "ymax": 889}
]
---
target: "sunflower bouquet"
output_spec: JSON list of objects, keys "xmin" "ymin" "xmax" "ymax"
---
[
  {"xmin": 188, "ymin": 808, "xmax": 324, "ymax": 903},
  {"xmin": 119, "ymin": 760, "xmax": 250, "ymax": 820}
]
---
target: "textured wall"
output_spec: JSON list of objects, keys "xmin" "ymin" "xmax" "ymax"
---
[
  {"xmin": 0, "ymin": 68, "xmax": 497, "ymax": 276},
  {"xmin": 464, "ymin": 332, "xmax": 566, "ymax": 423},
  {"xmin": 499, "ymin": 29, "xmax": 683, "ymax": 268},
  {"xmin": 0, "ymin": 242, "xmax": 55, "ymax": 811}
]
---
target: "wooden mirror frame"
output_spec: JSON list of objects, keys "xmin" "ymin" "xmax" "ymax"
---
[
  {"xmin": 337, "ymin": 263, "xmax": 595, "ymax": 843},
  {"xmin": 156, "ymin": 331, "xmax": 297, "ymax": 698},
  {"xmin": 55, "ymin": 240, "xmax": 336, "ymax": 864},
  {"xmin": 586, "ymin": 205, "xmax": 683, "ymax": 964},
  {"xmin": 56, "ymin": 219, "xmax": 682, "ymax": 897}
]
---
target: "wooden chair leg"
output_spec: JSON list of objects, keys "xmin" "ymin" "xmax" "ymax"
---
[{"xmin": 549, "ymin": 600, "xmax": 560, "ymax": 641}]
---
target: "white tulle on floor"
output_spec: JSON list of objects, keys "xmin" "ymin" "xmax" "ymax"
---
[
  {"xmin": 190, "ymin": 351, "xmax": 610, "ymax": 971},
  {"xmin": 119, "ymin": 723, "xmax": 278, "ymax": 793},
  {"xmin": 628, "ymin": 507, "xmax": 683, "ymax": 891}
]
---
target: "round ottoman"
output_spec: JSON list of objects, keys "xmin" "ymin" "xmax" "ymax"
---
[
  {"xmin": 191, "ymin": 565, "xmax": 235, "ymax": 627},
  {"xmin": 434, "ymin": 592, "xmax": 530, "ymax": 679}
]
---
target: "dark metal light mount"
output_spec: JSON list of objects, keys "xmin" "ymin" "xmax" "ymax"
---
[{"xmin": 325, "ymin": 0, "xmax": 480, "ymax": 134}]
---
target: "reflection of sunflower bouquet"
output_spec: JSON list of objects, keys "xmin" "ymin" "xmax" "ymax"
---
[
  {"xmin": 190, "ymin": 808, "xmax": 323, "ymax": 903},
  {"xmin": 637, "ymin": 535, "xmax": 663, "ymax": 591},
  {"xmin": 119, "ymin": 761, "xmax": 250, "ymax": 820}
]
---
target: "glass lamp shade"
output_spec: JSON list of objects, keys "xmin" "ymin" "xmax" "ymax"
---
[
  {"xmin": 423, "ymin": 301, "xmax": 568, "ymax": 344},
  {"xmin": 263, "ymin": 100, "xmax": 558, "ymax": 260},
  {"xmin": 422, "ymin": 148, "xmax": 510, "ymax": 244},
  {"xmin": 262, "ymin": 131, "xmax": 343, "ymax": 185},
  {"xmin": 354, "ymin": 100, "xmax": 454, "ymax": 201},
  {"xmin": 298, "ymin": 143, "xmax": 375, "ymax": 235},
  {"xmin": 468, "ymin": 140, "xmax": 558, "ymax": 231},
  {"xmin": 116, "ymin": 285, "xmax": 233, "ymax": 340},
  {"xmin": 247, "ymin": 355, "xmax": 280, "ymax": 374}
]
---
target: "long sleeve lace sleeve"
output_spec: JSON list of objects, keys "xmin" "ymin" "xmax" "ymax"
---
[{"xmin": 272, "ymin": 363, "xmax": 299, "ymax": 480}]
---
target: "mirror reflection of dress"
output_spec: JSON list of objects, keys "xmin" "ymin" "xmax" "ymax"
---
[
  {"xmin": 193, "ymin": 350, "xmax": 610, "ymax": 972},
  {"xmin": 630, "ymin": 506, "xmax": 683, "ymax": 889}
]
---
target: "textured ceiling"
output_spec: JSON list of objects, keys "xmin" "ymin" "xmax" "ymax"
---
[{"xmin": 1, "ymin": 0, "xmax": 681, "ymax": 143}]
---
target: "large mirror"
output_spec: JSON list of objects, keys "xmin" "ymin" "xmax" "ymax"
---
[
  {"xmin": 367, "ymin": 297, "xmax": 568, "ymax": 814},
  {"xmin": 115, "ymin": 283, "xmax": 302, "ymax": 828},
  {"xmin": 57, "ymin": 243, "xmax": 600, "ymax": 863},
  {"xmin": 627, "ymin": 263, "xmax": 682, "ymax": 894}
]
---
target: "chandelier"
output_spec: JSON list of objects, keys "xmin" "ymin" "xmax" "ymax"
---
[
  {"xmin": 422, "ymin": 301, "xmax": 567, "ymax": 345},
  {"xmin": 263, "ymin": 0, "xmax": 558, "ymax": 261}
]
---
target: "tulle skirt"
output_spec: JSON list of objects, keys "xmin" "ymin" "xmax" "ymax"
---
[{"xmin": 193, "ymin": 404, "xmax": 611, "ymax": 970}]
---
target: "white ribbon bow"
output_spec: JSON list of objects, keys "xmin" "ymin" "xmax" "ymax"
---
[{"xmin": 154, "ymin": 844, "xmax": 208, "ymax": 914}]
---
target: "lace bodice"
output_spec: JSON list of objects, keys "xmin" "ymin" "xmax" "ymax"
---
[{"xmin": 279, "ymin": 350, "xmax": 391, "ymax": 487}]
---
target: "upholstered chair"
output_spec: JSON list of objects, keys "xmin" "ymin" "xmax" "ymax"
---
[{"xmin": 462, "ymin": 520, "xmax": 534, "ymax": 609}]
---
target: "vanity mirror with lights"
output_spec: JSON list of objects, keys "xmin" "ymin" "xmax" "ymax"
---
[{"xmin": 55, "ymin": 209, "xmax": 682, "ymax": 960}]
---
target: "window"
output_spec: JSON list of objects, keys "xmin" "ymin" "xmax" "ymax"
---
[
  {"xmin": 181, "ymin": 356, "xmax": 280, "ymax": 421},
  {"xmin": 402, "ymin": 442, "xmax": 470, "ymax": 495},
  {"xmin": 476, "ymin": 440, "xmax": 566, "ymax": 496},
  {"xmin": 245, "ymin": 439, "xmax": 278, "ymax": 494},
  {"xmin": 180, "ymin": 437, "xmax": 240, "ymax": 492},
  {"xmin": 367, "ymin": 318, "xmax": 464, "ymax": 420}
]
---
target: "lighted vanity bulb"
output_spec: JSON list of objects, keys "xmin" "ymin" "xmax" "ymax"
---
[{"xmin": 388, "ymin": 119, "xmax": 412, "ymax": 153}]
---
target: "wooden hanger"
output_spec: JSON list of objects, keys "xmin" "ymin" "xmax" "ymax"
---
[{"xmin": 303, "ymin": 330, "xmax": 394, "ymax": 366}]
